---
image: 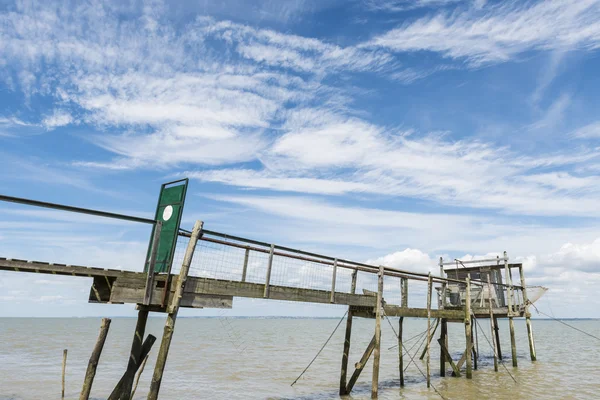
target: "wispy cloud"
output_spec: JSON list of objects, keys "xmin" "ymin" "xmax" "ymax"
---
[
  {"xmin": 366, "ymin": 1, "xmax": 600, "ymax": 66},
  {"xmin": 571, "ymin": 121, "xmax": 600, "ymax": 138}
]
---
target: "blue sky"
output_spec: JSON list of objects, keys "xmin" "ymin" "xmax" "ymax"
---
[{"xmin": 1, "ymin": 0, "xmax": 600, "ymax": 317}]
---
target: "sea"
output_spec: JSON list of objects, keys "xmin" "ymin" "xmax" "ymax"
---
[{"xmin": 0, "ymin": 317, "xmax": 599, "ymax": 399}]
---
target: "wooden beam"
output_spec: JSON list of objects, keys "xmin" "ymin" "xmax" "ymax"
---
[
  {"xmin": 339, "ymin": 270, "xmax": 357, "ymax": 395},
  {"xmin": 346, "ymin": 335, "xmax": 376, "ymax": 394},
  {"xmin": 148, "ymin": 220, "xmax": 203, "ymax": 400},
  {"xmin": 426, "ymin": 273, "xmax": 432, "ymax": 388},
  {"xmin": 399, "ymin": 316, "xmax": 404, "ymax": 387},
  {"xmin": 438, "ymin": 338, "xmax": 460, "ymax": 377},
  {"xmin": 371, "ymin": 265, "xmax": 384, "ymax": 399},
  {"xmin": 439, "ymin": 318, "xmax": 447, "ymax": 377}
]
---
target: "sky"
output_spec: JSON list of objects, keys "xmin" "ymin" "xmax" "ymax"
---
[{"xmin": 1, "ymin": 0, "xmax": 600, "ymax": 318}]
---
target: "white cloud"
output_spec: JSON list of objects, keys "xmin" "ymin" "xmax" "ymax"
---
[
  {"xmin": 42, "ymin": 110, "xmax": 73, "ymax": 129},
  {"xmin": 366, "ymin": 1, "xmax": 600, "ymax": 66},
  {"xmin": 367, "ymin": 248, "xmax": 436, "ymax": 274},
  {"xmin": 571, "ymin": 121, "xmax": 600, "ymax": 138}
]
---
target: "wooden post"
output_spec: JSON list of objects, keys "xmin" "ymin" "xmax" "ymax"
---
[
  {"xmin": 241, "ymin": 247, "xmax": 249, "ymax": 283},
  {"xmin": 439, "ymin": 257, "xmax": 446, "ymax": 309},
  {"xmin": 439, "ymin": 318, "xmax": 447, "ymax": 377},
  {"xmin": 464, "ymin": 277, "xmax": 472, "ymax": 379},
  {"xmin": 420, "ymin": 318, "xmax": 439, "ymax": 360},
  {"xmin": 371, "ymin": 265, "xmax": 384, "ymax": 399},
  {"xmin": 143, "ymin": 221, "xmax": 162, "ymax": 305},
  {"xmin": 471, "ymin": 316, "xmax": 478, "ymax": 370},
  {"xmin": 426, "ymin": 272, "xmax": 432, "ymax": 388},
  {"xmin": 519, "ymin": 265, "xmax": 536, "ymax": 361},
  {"xmin": 62, "ymin": 349, "xmax": 68, "ymax": 399},
  {"xmin": 114, "ymin": 308, "xmax": 149, "ymax": 399},
  {"xmin": 130, "ymin": 355, "xmax": 149, "ymax": 400},
  {"xmin": 339, "ymin": 269, "xmax": 357, "ymax": 395},
  {"xmin": 487, "ymin": 274, "xmax": 498, "ymax": 372},
  {"xmin": 401, "ymin": 278, "xmax": 408, "ymax": 308},
  {"xmin": 148, "ymin": 220, "xmax": 203, "ymax": 400},
  {"xmin": 494, "ymin": 316, "xmax": 502, "ymax": 360},
  {"xmin": 330, "ymin": 259, "xmax": 338, "ymax": 303},
  {"xmin": 109, "ymin": 334, "xmax": 157, "ymax": 400},
  {"xmin": 509, "ymin": 316, "xmax": 517, "ymax": 367},
  {"xmin": 263, "ymin": 244, "xmax": 274, "ymax": 298},
  {"xmin": 346, "ymin": 335, "xmax": 376, "ymax": 394},
  {"xmin": 80, "ymin": 318, "xmax": 112, "ymax": 400},
  {"xmin": 399, "ymin": 316, "xmax": 404, "ymax": 387}
]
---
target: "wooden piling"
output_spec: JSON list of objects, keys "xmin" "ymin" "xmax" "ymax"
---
[
  {"xmin": 346, "ymin": 335, "xmax": 376, "ymax": 394},
  {"xmin": 80, "ymin": 318, "xmax": 111, "ymax": 400},
  {"xmin": 487, "ymin": 274, "xmax": 498, "ymax": 372},
  {"xmin": 426, "ymin": 272, "xmax": 432, "ymax": 388},
  {"xmin": 439, "ymin": 257, "xmax": 446, "ymax": 309},
  {"xmin": 399, "ymin": 316, "xmax": 404, "ymax": 387},
  {"xmin": 130, "ymin": 354, "xmax": 149, "ymax": 400},
  {"xmin": 471, "ymin": 316, "xmax": 477, "ymax": 370},
  {"xmin": 114, "ymin": 308, "xmax": 149, "ymax": 399},
  {"xmin": 519, "ymin": 265, "xmax": 537, "ymax": 361},
  {"xmin": 509, "ymin": 317, "xmax": 517, "ymax": 367},
  {"xmin": 371, "ymin": 265, "xmax": 384, "ymax": 399},
  {"xmin": 493, "ymin": 316, "xmax": 502, "ymax": 360},
  {"xmin": 109, "ymin": 334, "xmax": 157, "ymax": 400},
  {"xmin": 148, "ymin": 220, "xmax": 203, "ymax": 400},
  {"xmin": 339, "ymin": 270, "xmax": 357, "ymax": 395},
  {"xmin": 62, "ymin": 349, "xmax": 68, "ymax": 399},
  {"xmin": 439, "ymin": 318, "xmax": 447, "ymax": 377},
  {"xmin": 464, "ymin": 277, "xmax": 472, "ymax": 379}
]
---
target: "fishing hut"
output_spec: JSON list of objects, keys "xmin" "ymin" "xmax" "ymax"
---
[{"xmin": 0, "ymin": 180, "xmax": 546, "ymax": 399}]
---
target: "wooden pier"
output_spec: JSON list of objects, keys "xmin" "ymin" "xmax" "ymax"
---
[{"xmin": 0, "ymin": 181, "xmax": 545, "ymax": 399}]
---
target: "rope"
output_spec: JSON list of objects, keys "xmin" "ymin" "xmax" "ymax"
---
[
  {"xmin": 290, "ymin": 310, "xmax": 348, "ymax": 386},
  {"xmin": 471, "ymin": 313, "xmax": 518, "ymax": 384},
  {"xmin": 383, "ymin": 311, "xmax": 448, "ymax": 400},
  {"xmin": 387, "ymin": 327, "xmax": 432, "ymax": 350},
  {"xmin": 529, "ymin": 302, "xmax": 600, "ymax": 342}
]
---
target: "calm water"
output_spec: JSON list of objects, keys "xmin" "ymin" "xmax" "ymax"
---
[{"xmin": 0, "ymin": 317, "xmax": 599, "ymax": 399}]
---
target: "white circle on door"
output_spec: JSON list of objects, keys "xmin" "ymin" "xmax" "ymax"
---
[{"xmin": 162, "ymin": 205, "xmax": 173, "ymax": 221}]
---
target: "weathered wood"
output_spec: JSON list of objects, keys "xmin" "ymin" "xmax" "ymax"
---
[
  {"xmin": 519, "ymin": 265, "xmax": 537, "ymax": 362},
  {"xmin": 346, "ymin": 335, "xmax": 376, "ymax": 394},
  {"xmin": 360, "ymin": 306, "xmax": 463, "ymax": 320},
  {"xmin": 453, "ymin": 343, "xmax": 474, "ymax": 374},
  {"xmin": 494, "ymin": 317, "xmax": 503, "ymax": 360},
  {"xmin": 371, "ymin": 265, "xmax": 384, "ymax": 398},
  {"xmin": 439, "ymin": 318, "xmax": 447, "ymax": 377},
  {"xmin": 111, "ymin": 309, "xmax": 149, "ymax": 399},
  {"xmin": 465, "ymin": 277, "xmax": 472, "ymax": 379},
  {"xmin": 130, "ymin": 354, "xmax": 148, "ymax": 400},
  {"xmin": 80, "ymin": 318, "xmax": 111, "ymax": 400},
  {"xmin": 0, "ymin": 257, "xmax": 140, "ymax": 279},
  {"xmin": 438, "ymin": 338, "xmax": 461, "ymax": 377},
  {"xmin": 509, "ymin": 317, "xmax": 517, "ymax": 367},
  {"xmin": 339, "ymin": 270, "xmax": 357, "ymax": 396},
  {"xmin": 439, "ymin": 257, "xmax": 446, "ymax": 309},
  {"xmin": 148, "ymin": 220, "xmax": 203, "ymax": 400},
  {"xmin": 143, "ymin": 221, "xmax": 162, "ymax": 305},
  {"xmin": 401, "ymin": 278, "xmax": 408, "ymax": 308},
  {"xmin": 472, "ymin": 316, "xmax": 478, "ymax": 370},
  {"xmin": 420, "ymin": 318, "xmax": 440, "ymax": 360},
  {"xmin": 241, "ymin": 247, "xmax": 249, "ymax": 283},
  {"xmin": 186, "ymin": 277, "xmax": 375, "ymax": 308},
  {"xmin": 487, "ymin": 275, "xmax": 498, "ymax": 372},
  {"xmin": 62, "ymin": 349, "xmax": 68, "ymax": 399},
  {"xmin": 426, "ymin": 273, "xmax": 432, "ymax": 388},
  {"xmin": 263, "ymin": 244, "xmax": 274, "ymax": 298},
  {"xmin": 108, "ymin": 334, "xmax": 157, "ymax": 400},
  {"xmin": 398, "ymin": 316, "xmax": 404, "ymax": 387},
  {"xmin": 330, "ymin": 258, "xmax": 338, "ymax": 303}
]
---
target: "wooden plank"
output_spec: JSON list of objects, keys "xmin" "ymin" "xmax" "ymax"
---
[
  {"xmin": 379, "ymin": 306, "xmax": 464, "ymax": 320},
  {"xmin": 0, "ymin": 258, "xmax": 140, "ymax": 279}
]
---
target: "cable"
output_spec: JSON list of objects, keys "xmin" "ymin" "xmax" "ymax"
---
[
  {"xmin": 471, "ymin": 313, "xmax": 518, "ymax": 384},
  {"xmin": 529, "ymin": 302, "xmax": 600, "ymax": 342},
  {"xmin": 290, "ymin": 310, "xmax": 348, "ymax": 386},
  {"xmin": 383, "ymin": 311, "xmax": 448, "ymax": 400}
]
